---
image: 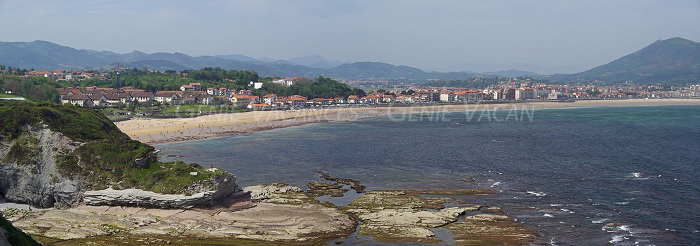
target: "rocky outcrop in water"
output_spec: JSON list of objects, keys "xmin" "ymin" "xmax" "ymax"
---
[{"xmin": 343, "ymin": 190, "xmax": 536, "ymax": 244}]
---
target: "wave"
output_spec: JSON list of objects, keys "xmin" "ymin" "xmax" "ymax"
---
[
  {"xmin": 526, "ymin": 191, "xmax": 547, "ymax": 197},
  {"xmin": 592, "ymin": 218, "xmax": 609, "ymax": 224}
]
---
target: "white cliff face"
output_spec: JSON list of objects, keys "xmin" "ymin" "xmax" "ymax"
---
[
  {"xmin": 0, "ymin": 124, "xmax": 83, "ymax": 208},
  {"xmin": 0, "ymin": 124, "xmax": 242, "ymax": 209}
]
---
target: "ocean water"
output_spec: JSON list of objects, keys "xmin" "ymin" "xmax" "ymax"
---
[{"xmin": 157, "ymin": 105, "xmax": 700, "ymax": 245}]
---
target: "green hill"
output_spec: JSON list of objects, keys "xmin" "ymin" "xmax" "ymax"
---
[{"xmin": 571, "ymin": 37, "xmax": 700, "ymax": 83}]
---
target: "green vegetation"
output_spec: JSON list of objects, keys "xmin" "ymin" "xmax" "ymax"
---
[
  {"xmin": 0, "ymin": 100, "xmax": 125, "ymax": 141},
  {"xmin": 565, "ymin": 37, "xmax": 700, "ymax": 84},
  {"xmin": 0, "ymin": 93, "xmax": 23, "ymax": 99},
  {"xmin": 77, "ymin": 67, "xmax": 259, "ymax": 92},
  {"xmin": 3, "ymin": 132, "xmax": 40, "ymax": 171},
  {"xmin": 0, "ymin": 101, "xmax": 226, "ymax": 194},
  {"xmin": 256, "ymin": 76, "xmax": 365, "ymax": 99},
  {"xmin": 0, "ymin": 75, "xmax": 60, "ymax": 103},
  {"xmin": 0, "ymin": 214, "xmax": 41, "ymax": 246}
]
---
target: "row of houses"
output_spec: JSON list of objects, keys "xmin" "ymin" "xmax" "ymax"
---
[
  {"xmin": 27, "ymin": 70, "xmax": 96, "ymax": 80},
  {"xmin": 56, "ymin": 87, "xmax": 215, "ymax": 107}
]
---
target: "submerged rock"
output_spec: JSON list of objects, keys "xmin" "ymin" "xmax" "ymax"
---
[
  {"xmin": 306, "ymin": 182, "xmax": 348, "ymax": 197},
  {"xmin": 342, "ymin": 189, "xmax": 537, "ymax": 245},
  {"xmin": 316, "ymin": 171, "xmax": 366, "ymax": 193},
  {"xmin": 446, "ymin": 219, "xmax": 536, "ymax": 245},
  {"xmin": 343, "ymin": 190, "xmax": 480, "ymax": 243}
]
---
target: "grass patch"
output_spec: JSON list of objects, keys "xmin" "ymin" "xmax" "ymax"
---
[
  {"xmin": 0, "ymin": 214, "xmax": 41, "ymax": 246},
  {"xmin": 0, "ymin": 93, "xmax": 23, "ymax": 99},
  {"xmin": 3, "ymin": 132, "xmax": 40, "ymax": 168}
]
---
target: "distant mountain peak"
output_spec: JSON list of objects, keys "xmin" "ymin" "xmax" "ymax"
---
[{"xmin": 569, "ymin": 37, "xmax": 700, "ymax": 83}]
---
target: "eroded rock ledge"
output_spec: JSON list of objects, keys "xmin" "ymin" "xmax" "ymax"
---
[
  {"xmin": 8, "ymin": 174, "xmax": 537, "ymax": 245},
  {"xmin": 9, "ymin": 184, "xmax": 355, "ymax": 245},
  {"xmin": 82, "ymin": 171, "xmax": 242, "ymax": 208}
]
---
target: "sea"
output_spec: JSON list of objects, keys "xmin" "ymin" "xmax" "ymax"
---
[{"xmin": 157, "ymin": 105, "xmax": 700, "ymax": 245}]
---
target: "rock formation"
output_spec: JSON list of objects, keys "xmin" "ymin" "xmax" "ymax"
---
[
  {"xmin": 0, "ymin": 124, "xmax": 83, "ymax": 208},
  {"xmin": 0, "ymin": 101, "xmax": 241, "ymax": 209}
]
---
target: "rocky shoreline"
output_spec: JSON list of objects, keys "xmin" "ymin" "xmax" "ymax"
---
[{"xmin": 4, "ymin": 173, "xmax": 538, "ymax": 245}]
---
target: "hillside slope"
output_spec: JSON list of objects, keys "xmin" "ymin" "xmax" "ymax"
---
[
  {"xmin": 0, "ymin": 101, "xmax": 239, "ymax": 208},
  {"xmin": 571, "ymin": 37, "xmax": 700, "ymax": 83}
]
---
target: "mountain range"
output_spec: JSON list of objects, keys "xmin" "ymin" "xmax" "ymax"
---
[
  {"xmin": 560, "ymin": 37, "xmax": 700, "ymax": 83},
  {"xmin": 1, "ymin": 38, "xmax": 699, "ymax": 83}
]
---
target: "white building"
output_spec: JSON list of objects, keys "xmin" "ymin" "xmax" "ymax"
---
[{"xmin": 271, "ymin": 78, "xmax": 299, "ymax": 87}]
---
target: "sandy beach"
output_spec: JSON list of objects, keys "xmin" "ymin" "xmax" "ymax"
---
[{"xmin": 116, "ymin": 99, "xmax": 700, "ymax": 144}]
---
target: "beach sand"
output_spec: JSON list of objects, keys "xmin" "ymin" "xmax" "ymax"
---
[{"xmin": 116, "ymin": 99, "xmax": 700, "ymax": 144}]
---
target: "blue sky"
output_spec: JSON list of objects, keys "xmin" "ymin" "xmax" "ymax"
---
[{"xmin": 1, "ymin": 0, "xmax": 699, "ymax": 73}]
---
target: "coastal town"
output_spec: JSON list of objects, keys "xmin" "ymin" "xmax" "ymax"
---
[{"xmin": 4, "ymin": 68, "xmax": 698, "ymax": 112}]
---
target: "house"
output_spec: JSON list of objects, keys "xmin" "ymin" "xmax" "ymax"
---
[
  {"xmin": 283, "ymin": 96, "xmax": 307, "ymax": 107},
  {"xmin": 247, "ymin": 103, "xmax": 269, "ymax": 110},
  {"xmin": 154, "ymin": 91, "xmax": 182, "ymax": 104},
  {"xmin": 263, "ymin": 94, "xmax": 277, "ymax": 105},
  {"xmin": 440, "ymin": 92, "xmax": 456, "ymax": 102},
  {"xmin": 216, "ymin": 88, "xmax": 229, "ymax": 96},
  {"xmin": 230, "ymin": 95, "xmax": 252, "ymax": 107},
  {"xmin": 271, "ymin": 78, "xmax": 301, "ymax": 87},
  {"xmin": 548, "ymin": 91, "xmax": 567, "ymax": 100},
  {"xmin": 381, "ymin": 94, "xmax": 395, "ymax": 103},
  {"xmin": 347, "ymin": 95, "xmax": 360, "ymax": 104},
  {"xmin": 124, "ymin": 88, "xmax": 145, "ymax": 93},
  {"xmin": 234, "ymin": 90, "xmax": 253, "ymax": 96},
  {"xmin": 115, "ymin": 93, "xmax": 132, "ymax": 103},
  {"xmin": 453, "ymin": 90, "xmax": 483, "ymax": 101},
  {"xmin": 514, "ymin": 88, "xmax": 535, "ymax": 100},
  {"xmin": 190, "ymin": 83, "xmax": 202, "ymax": 91},
  {"xmin": 130, "ymin": 92, "xmax": 155, "ymax": 103},
  {"xmin": 103, "ymin": 94, "xmax": 125, "ymax": 106},
  {"xmin": 180, "ymin": 84, "xmax": 194, "ymax": 91},
  {"xmin": 181, "ymin": 91, "xmax": 212, "ymax": 105},
  {"xmin": 62, "ymin": 95, "xmax": 97, "ymax": 107},
  {"xmin": 365, "ymin": 95, "xmax": 382, "ymax": 104},
  {"xmin": 310, "ymin": 98, "xmax": 334, "ymax": 105}
]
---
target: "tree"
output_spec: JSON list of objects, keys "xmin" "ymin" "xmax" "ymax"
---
[{"xmin": 2, "ymin": 79, "xmax": 22, "ymax": 94}]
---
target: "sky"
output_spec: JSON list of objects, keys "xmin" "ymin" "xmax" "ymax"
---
[{"xmin": 1, "ymin": 0, "xmax": 699, "ymax": 74}]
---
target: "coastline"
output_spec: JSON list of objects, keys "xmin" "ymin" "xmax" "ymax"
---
[{"xmin": 116, "ymin": 99, "xmax": 700, "ymax": 144}]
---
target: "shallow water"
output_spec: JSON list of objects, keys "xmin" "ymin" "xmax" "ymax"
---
[{"xmin": 157, "ymin": 105, "xmax": 700, "ymax": 245}]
